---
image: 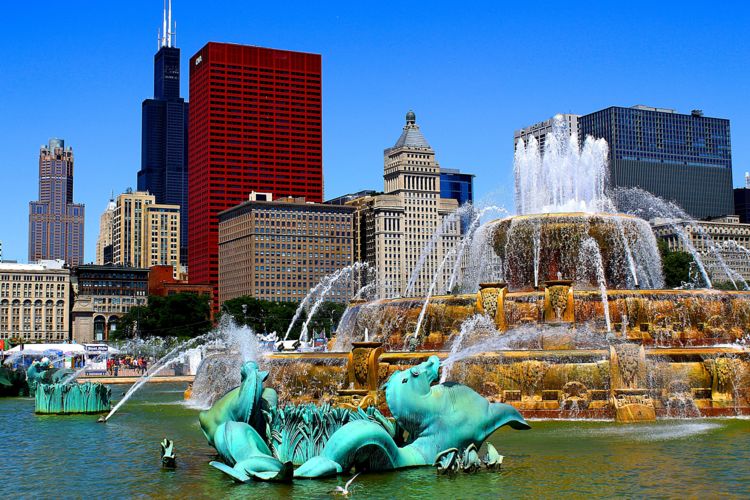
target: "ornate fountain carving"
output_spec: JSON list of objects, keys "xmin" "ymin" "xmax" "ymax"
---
[
  {"xmin": 338, "ymin": 341, "xmax": 383, "ymax": 410},
  {"xmin": 476, "ymin": 282, "xmax": 508, "ymax": 330},
  {"xmin": 703, "ymin": 356, "xmax": 746, "ymax": 404},
  {"xmin": 543, "ymin": 280, "xmax": 574, "ymax": 323},
  {"xmin": 609, "ymin": 344, "xmax": 655, "ymax": 422}
]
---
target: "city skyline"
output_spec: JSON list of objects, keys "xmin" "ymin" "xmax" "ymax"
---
[{"xmin": 1, "ymin": 1, "xmax": 749, "ymax": 262}]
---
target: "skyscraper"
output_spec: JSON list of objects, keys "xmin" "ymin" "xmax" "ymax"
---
[
  {"xmin": 112, "ymin": 190, "xmax": 180, "ymax": 271},
  {"xmin": 578, "ymin": 105, "xmax": 733, "ymax": 219},
  {"xmin": 137, "ymin": 0, "xmax": 189, "ymax": 266},
  {"xmin": 514, "ymin": 114, "xmax": 580, "ymax": 153},
  {"xmin": 95, "ymin": 197, "xmax": 116, "ymax": 264},
  {"xmin": 29, "ymin": 139, "xmax": 85, "ymax": 266},
  {"xmin": 188, "ymin": 42, "xmax": 323, "ymax": 305},
  {"xmin": 349, "ymin": 111, "xmax": 461, "ymax": 298}
]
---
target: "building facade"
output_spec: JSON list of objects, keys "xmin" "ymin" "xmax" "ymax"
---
[
  {"xmin": 578, "ymin": 106, "xmax": 733, "ymax": 219},
  {"xmin": 71, "ymin": 265, "xmax": 149, "ymax": 343},
  {"xmin": 218, "ymin": 192, "xmax": 354, "ymax": 304},
  {"xmin": 137, "ymin": 6, "xmax": 189, "ymax": 266},
  {"xmin": 733, "ymin": 173, "xmax": 750, "ymax": 224},
  {"xmin": 349, "ymin": 112, "xmax": 461, "ymax": 298},
  {"xmin": 112, "ymin": 190, "xmax": 180, "ymax": 271},
  {"xmin": 439, "ymin": 168, "xmax": 474, "ymax": 206},
  {"xmin": 95, "ymin": 197, "xmax": 116, "ymax": 264},
  {"xmin": 652, "ymin": 215, "xmax": 750, "ymax": 283},
  {"xmin": 0, "ymin": 260, "xmax": 71, "ymax": 343},
  {"xmin": 514, "ymin": 113, "xmax": 580, "ymax": 153},
  {"xmin": 188, "ymin": 42, "xmax": 323, "ymax": 307},
  {"xmin": 28, "ymin": 139, "xmax": 85, "ymax": 266}
]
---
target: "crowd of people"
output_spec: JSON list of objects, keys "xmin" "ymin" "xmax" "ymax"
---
[{"xmin": 106, "ymin": 357, "xmax": 149, "ymax": 376}]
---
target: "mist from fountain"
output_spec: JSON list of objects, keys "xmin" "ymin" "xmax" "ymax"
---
[
  {"xmin": 611, "ymin": 186, "xmax": 750, "ymax": 289},
  {"xmin": 105, "ymin": 317, "xmax": 259, "ymax": 420},
  {"xmin": 515, "ymin": 116, "xmax": 609, "ymax": 215},
  {"xmin": 579, "ymin": 237, "xmax": 612, "ymax": 332},
  {"xmin": 299, "ymin": 262, "xmax": 370, "ymax": 345},
  {"xmin": 440, "ymin": 314, "xmax": 497, "ymax": 383},
  {"xmin": 447, "ymin": 205, "xmax": 508, "ymax": 292},
  {"xmin": 407, "ymin": 247, "xmax": 457, "ymax": 349},
  {"xmin": 404, "ymin": 204, "xmax": 475, "ymax": 297}
]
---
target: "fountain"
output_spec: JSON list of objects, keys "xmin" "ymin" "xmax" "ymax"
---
[{"xmin": 261, "ymin": 115, "xmax": 749, "ymax": 423}]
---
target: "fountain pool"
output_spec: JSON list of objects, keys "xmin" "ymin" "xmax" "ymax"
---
[{"xmin": 1, "ymin": 384, "xmax": 749, "ymax": 496}]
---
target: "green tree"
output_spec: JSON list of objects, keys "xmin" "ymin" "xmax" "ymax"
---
[
  {"xmin": 115, "ymin": 293, "xmax": 212, "ymax": 340},
  {"xmin": 221, "ymin": 296, "xmax": 347, "ymax": 339},
  {"xmin": 658, "ymin": 240, "xmax": 697, "ymax": 288}
]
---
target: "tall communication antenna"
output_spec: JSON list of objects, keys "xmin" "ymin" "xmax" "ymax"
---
[{"xmin": 158, "ymin": 0, "xmax": 176, "ymax": 48}]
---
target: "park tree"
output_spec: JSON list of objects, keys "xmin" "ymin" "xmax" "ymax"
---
[
  {"xmin": 115, "ymin": 293, "xmax": 212, "ymax": 340},
  {"xmin": 221, "ymin": 296, "xmax": 347, "ymax": 339}
]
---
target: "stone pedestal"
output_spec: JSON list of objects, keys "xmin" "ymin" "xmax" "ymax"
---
[{"xmin": 338, "ymin": 341, "xmax": 383, "ymax": 410}]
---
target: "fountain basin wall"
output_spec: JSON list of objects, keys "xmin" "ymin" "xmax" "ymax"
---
[
  {"xmin": 339, "ymin": 289, "xmax": 750, "ymax": 350},
  {"xmin": 35, "ymin": 382, "xmax": 111, "ymax": 414},
  {"xmin": 489, "ymin": 212, "xmax": 664, "ymax": 290},
  {"xmin": 261, "ymin": 348, "xmax": 750, "ymax": 419}
]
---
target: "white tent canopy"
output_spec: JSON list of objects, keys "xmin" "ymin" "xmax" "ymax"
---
[{"xmin": 3, "ymin": 343, "xmax": 118, "ymax": 355}]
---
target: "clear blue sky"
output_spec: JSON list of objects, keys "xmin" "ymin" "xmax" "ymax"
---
[{"xmin": 1, "ymin": 1, "xmax": 748, "ymax": 263}]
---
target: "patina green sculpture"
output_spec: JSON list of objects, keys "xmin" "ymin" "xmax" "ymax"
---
[
  {"xmin": 35, "ymin": 382, "xmax": 111, "ymax": 414},
  {"xmin": 161, "ymin": 438, "xmax": 176, "ymax": 469},
  {"xmin": 26, "ymin": 358, "xmax": 72, "ymax": 396},
  {"xmin": 200, "ymin": 356, "xmax": 529, "ymax": 483},
  {"xmin": 294, "ymin": 355, "xmax": 529, "ymax": 478}
]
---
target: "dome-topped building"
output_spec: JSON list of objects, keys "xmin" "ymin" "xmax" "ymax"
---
[
  {"xmin": 392, "ymin": 109, "xmax": 431, "ymax": 150},
  {"xmin": 347, "ymin": 111, "xmax": 462, "ymax": 299}
]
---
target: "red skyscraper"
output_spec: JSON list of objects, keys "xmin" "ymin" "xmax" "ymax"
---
[{"xmin": 188, "ymin": 43, "xmax": 323, "ymax": 305}]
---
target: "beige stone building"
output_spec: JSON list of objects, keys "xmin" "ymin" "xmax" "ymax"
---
[
  {"xmin": 652, "ymin": 215, "xmax": 750, "ymax": 283},
  {"xmin": 218, "ymin": 192, "xmax": 355, "ymax": 304},
  {"xmin": 0, "ymin": 260, "xmax": 71, "ymax": 343},
  {"xmin": 112, "ymin": 190, "xmax": 180, "ymax": 272},
  {"xmin": 95, "ymin": 197, "xmax": 116, "ymax": 264},
  {"xmin": 349, "ymin": 111, "xmax": 461, "ymax": 298},
  {"xmin": 70, "ymin": 265, "xmax": 149, "ymax": 343}
]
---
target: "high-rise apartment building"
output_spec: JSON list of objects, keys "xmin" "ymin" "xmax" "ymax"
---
[
  {"xmin": 218, "ymin": 192, "xmax": 354, "ymax": 305},
  {"xmin": 112, "ymin": 190, "xmax": 180, "ymax": 271},
  {"xmin": 349, "ymin": 112, "xmax": 461, "ymax": 298},
  {"xmin": 0, "ymin": 259, "xmax": 71, "ymax": 343},
  {"xmin": 95, "ymin": 197, "xmax": 116, "ymax": 264},
  {"xmin": 514, "ymin": 114, "xmax": 580, "ymax": 153},
  {"xmin": 578, "ymin": 106, "xmax": 733, "ymax": 219},
  {"xmin": 137, "ymin": 1, "xmax": 189, "ymax": 266},
  {"xmin": 28, "ymin": 139, "xmax": 85, "ymax": 266},
  {"xmin": 188, "ymin": 42, "xmax": 323, "ymax": 305}
]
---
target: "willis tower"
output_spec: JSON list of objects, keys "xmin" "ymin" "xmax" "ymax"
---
[{"xmin": 137, "ymin": 0, "xmax": 189, "ymax": 266}]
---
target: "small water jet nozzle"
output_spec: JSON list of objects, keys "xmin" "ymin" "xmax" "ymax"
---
[{"xmin": 97, "ymin": 416, "xmax": 106, "ymax": 423}]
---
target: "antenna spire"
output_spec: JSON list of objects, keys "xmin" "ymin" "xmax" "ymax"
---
[
  {"xmin": 161, "ymin": 0, "xmax": 167, "ymax": 47},
  {"xmin": 167, "ymin": 0, "xmax": 172, "ymax": 47}
]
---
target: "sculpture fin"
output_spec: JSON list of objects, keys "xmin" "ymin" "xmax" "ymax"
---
[
  {"xmin": 489, "ymin": 402, "xmax": 531, "ymax": 431},
  {"xmin": 209, "ymin": 460, "xmax": 250, "ymax": 483},
  {"xmin": 294, "ymin": 456, "xmax": 343, "ymax": 479}
]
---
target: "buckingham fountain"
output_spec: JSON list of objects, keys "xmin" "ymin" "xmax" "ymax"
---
[
  {"xmin": 205, "ymin": 116, "xmax": 750, "ymax": 433},
  {"xmin": 188, "ymin": 117, "xmax": 750, "ymax": 485}
]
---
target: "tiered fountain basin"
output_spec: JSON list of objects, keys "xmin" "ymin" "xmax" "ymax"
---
[
  {"xmin": 245, "ymin": 212, "xmax": 750, "ymax": 421},
  {"xmin": 490, "ymin": 212, "xmax": 663, "ymax": 290},
  {"xmin": 339, "ymin": 287, "xmax": 750, "ymax": 349}
]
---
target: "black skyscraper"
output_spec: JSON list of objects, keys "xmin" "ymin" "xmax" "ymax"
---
[{"xmin": 137, "ymin": 12, "xmax": 188, "ymax": 266}]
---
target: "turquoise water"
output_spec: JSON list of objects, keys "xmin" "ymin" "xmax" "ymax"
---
[{"xmin": 2, "ymin": 383, "xmax": 750, "ymax": 498}]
